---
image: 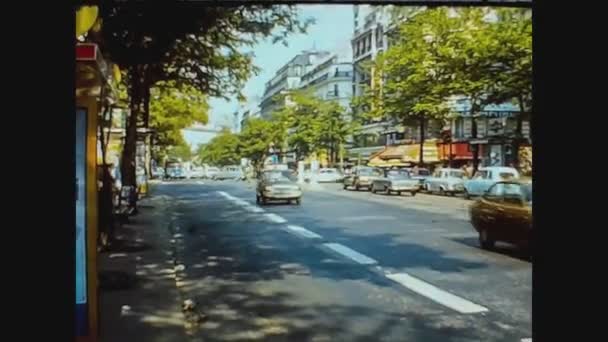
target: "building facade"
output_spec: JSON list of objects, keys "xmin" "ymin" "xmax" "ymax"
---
[
  {"xmin": 259, "ymin": 50, "xmax": 331, "ymax": 119},
  {"xmin": 298, "ymin": 53, "xmax": 354, "ymax": 110}
]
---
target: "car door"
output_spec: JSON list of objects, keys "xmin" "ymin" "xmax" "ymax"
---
[
  {"xmin": 475, "ymin": 183, "xmax": 505, "ymax": 232},
  {"xmin": 497, "ymin": 183, "xmax": 531, "ymax": 244},
  {"xmin": 476, "ymin": 171, "xmax": 493, "ymax": 195}
]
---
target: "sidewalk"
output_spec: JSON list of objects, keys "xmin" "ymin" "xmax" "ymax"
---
[{"xmin": 99, "ymin": 195, "xmax": 191, "ymax": 342}]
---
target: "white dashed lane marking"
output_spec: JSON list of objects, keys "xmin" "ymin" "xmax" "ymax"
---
[
  {"xmin": 521, "ymin": 339, "xmax": 532, "ymax": 342},
  {"xmin": 264, "ymin": 213, "xmax": 288, "ymax": 224},
  {"xmin": 322, "ymin": 243, "xmax": 378, "ymax": 265},
  {"xmin": 283, "ymin": 225, "xmax": 323, "ymax": 240},
  {"xmin": 385, "ymin": 272, "xmax": 489, "ymax": 314}
]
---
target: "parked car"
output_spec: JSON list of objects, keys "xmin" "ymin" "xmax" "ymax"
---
[
  {"xmin": 215, "ymin": 166, "xmax": 244, "ymax": 180},
  {"xmin": 371, "ymin": 169, "xmax": 420, "ymax": 196},
  {"xmin": 256, "ymin": 170, "xmax": 302, "ymax": 205},
  {"xmin": 463, "ymin": 166, "xmax": 520, "ymax": 199},
  {"xmin": 190, "ymin": 166, "xmax": 205, "ymax": 179},
  {"xmin": 204, "ymin": 166, "xmax": 220, "ymax": 179},
  {"xmin": 406, "ymin": 167, "xmax": 432, "ymax": 189},
  {"xmin": 469, "ymin": 180, "xmax": 532, "ymax": 250},
  {"xmin": 343, "ymin": 166, "xmax": 382, "ymax": 191},
  {"xmin": 151, "ymin": 167, "xmax": 165, "ymax": 179},
  {"xmin": 424, "ymin": 168, "xmax": 466, "ymax": 196},
  {"xmin": 315, "ymin": 168, "xmax": 344, "ymax": 183}
]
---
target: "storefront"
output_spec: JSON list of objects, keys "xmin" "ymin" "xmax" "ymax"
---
[
  {"xmin": 76, "ymin": 21, "xmax": 117, "ymax": 342},
  {"xmin": 367, "ymin": 142, "xmax": 440, "ymax": 168},
  {"xmin": 437, "ymin": 142, "xmax": 474, "ymax": 168}
]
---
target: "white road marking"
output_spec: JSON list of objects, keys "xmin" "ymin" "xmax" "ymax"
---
[
  {"xmin": 196, "ymin": 181, "xmax": 205, "ymax": 185},
  {"xmin": 264, "ymin": 213, "xmax": 287, "ymax": 224},
  {"xmin": 283, "ymin": 225, "xmax": 323, "ymax": 239},
  {"xmin": 385, "ymin": 272, "xmax": 489, "ymax": 314},
  {"xmin": 337, "ymin": 215, "xmax": 396, "ymax": 222},
  {"xmin": 243, "ymin": 205, "xmax": 265, "ymax": 213},
  {"xmin": 322, "ymin": 243, "xmax": 378, "ymax": 265},
  {"xmin": 521, "ymin": 339, "xmax": 532, "ymax": 342}
]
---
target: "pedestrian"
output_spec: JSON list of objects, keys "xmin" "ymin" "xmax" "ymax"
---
[{"xmin": 465, "ymin": 162, "xmax": 474, "ymax": 179}]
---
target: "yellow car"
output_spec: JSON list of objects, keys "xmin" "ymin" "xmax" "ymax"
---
[{"xmin": 469, "ymin": 181, "xmax": 532, "ymax": 250}]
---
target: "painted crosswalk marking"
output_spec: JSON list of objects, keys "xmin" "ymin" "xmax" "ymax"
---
[
  {"xmin": 322, "ymin": 243, "xmax": 378, "ymax": 265},
  {"xmin": 386, "ymin": 272, "xmax": 489, "ymax": 314}
]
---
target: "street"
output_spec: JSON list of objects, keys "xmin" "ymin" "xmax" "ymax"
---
[{"xmin": 132, "ymin": 179, "xmax": 531, "ymax": 342}]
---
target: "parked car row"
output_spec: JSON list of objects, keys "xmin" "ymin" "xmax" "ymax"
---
[{"xmin": 340, "ymin": 165, "xmax": 531, "ymax": 252}]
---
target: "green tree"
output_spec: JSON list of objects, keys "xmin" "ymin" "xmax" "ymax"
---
[
  {"xmin": 167, "ymin": 141, "xmax": 193, "ymax": 162},
  {"xmin": 89, "ymin": 4, "xmax": 313, "ymax": 187},
  {"xmin": 198, "ymin": 129, "xmax": 241, "ymax": 166},
  {"xmin": 366, "ymin": 8, "xmax": 456, "ymax": 165},
  {"xmin": 238, "ymin": 118, "xmax": 286, "ymax": 173},
  {"xmin": 149, "ymin": 83, "xmax": 209, "ymax": 164}
]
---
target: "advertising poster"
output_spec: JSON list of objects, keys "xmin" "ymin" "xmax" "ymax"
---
[{"xmin": 76, "ymin": 108, "xmax": 88, "ymax": 335}]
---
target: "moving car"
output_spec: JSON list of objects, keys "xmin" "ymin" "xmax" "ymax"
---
[
  {"xmin": 469, "ymin": 181, "xmax": 532, "ymax": 250},
  {"xmin": 343, "ymin": 166, "xmax": 382, "ymax": 191},
  {"xmin": 424, "ymin": 168, "xmax": 466, "ymax": 196},
  {"xmin": 315, "ymin": 168, "xmax": 344, "ymax": 183},
  {"xmin": 371, "ymin": 169, "xmax": 420, "ymax": 196},
  {"xmin": 256, "ymin": 170, "xmax": 302, "ymax": 205},
  {"xmin": 204, "ymin": 166, "xmax": 220, "ymax": 179},
  {"xmin": 215, "ymin": 166, "xmax": 244, "ymax": 180},
  {"xmin": 464, "ymin": 166, "xmax": 520, "ymax": 199}
]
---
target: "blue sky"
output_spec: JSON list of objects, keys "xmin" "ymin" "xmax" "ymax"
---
[{"xmin": 207, "ymin": 4, "xmax": 354, "ymax": 125}]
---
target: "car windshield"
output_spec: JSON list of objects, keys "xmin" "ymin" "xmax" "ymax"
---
[
  {"xmin": 498, "ymin": 172, "xmax": 518, "ymax": 180},
  {"xmin": 357, "ymin": 169, "xmax": 375, "ymax": 176},
  {"xmin": 387, "ymin": 170, "xmax": 410, "ymax": 179},
  {"xmin": 264, "ymin": 171, "xmax": 296, "ymax": 182}
]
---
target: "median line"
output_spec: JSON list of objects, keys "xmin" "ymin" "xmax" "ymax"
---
[
  {"xmin": 385, "ymin": 272, "xmax": 489, "ymax": 314},
  {"xmin": 322, "ymin": 243, "xmax": 378, "ymax": 265}
]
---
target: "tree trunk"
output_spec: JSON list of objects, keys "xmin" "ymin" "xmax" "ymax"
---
[
  {"xmin": 121, "ymin": 66, "xmax": 143, "ymax": 187},
  {"xmin": 419, "ymin": 117, "xmax": 425, "ymax": 166}
]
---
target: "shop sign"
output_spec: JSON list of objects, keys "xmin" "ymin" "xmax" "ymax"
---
[{"xmin": 487, "ymin": 118, "xmax": 505, "ymax": 136}]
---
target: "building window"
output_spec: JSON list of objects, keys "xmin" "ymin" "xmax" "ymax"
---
[
  {"xmin": 334, "ymin": 84, "xmax": 339, "ymax": 97},
  {"xmin": 367, "ymin": 35, "xmax": 372, "ymax": 51}
]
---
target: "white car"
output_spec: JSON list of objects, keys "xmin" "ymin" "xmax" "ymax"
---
[
  {"xmin": 204, "ymin": 167, "xmax": 220, "ymax": 179},
  {"xmin": 315, "ymin": 168, "xmax": 344, "ymax": 183},
  {"xmin": 215, "ymin": 166, "xmax": 244, "ymax": 180},
  {"xmin": 463, "ymin": 166, "xmax": 520, "ymax": 199},
  {"xmin": 190, "ymin": 167, "xmax": 205, "ymax": 179},
  {"xmin": 424, "ymin": 168, "xmax": 466, "ymax": 196}
]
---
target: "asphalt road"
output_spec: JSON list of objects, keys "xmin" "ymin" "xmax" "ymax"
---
[{"xmin": 150, "ymin": 179, "xmax": 531, "ymax": 342}]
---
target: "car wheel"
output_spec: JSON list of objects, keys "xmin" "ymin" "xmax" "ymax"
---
[
  {"xmin": 397, "ymin": 191, "xmax": 402, "ymax": 196},
  {"xmin": 439, "ymin": 187, "xmax": 446, "ymax": 196},
  {"xmin": 410, "ymin": 191, "xmax": 417, "ymax": 197},
  {"xmin": 355, "ymin": 183, "xmax": 361, "ymax": 191},
  {"xmin": 343, "ymin": 183, "xmax": 348, "ymax": 190},
  {"xmin": 371, "ymin": 185, "xmax": 377, "ymax": 194},
  {"xmin": 464, "ymin": 189, "xmax": 471, "ymax": 200},
  {"xmin": 479, "ymin": 229, "xmax": 495, "ymax": 250},
  {"xmin": 295, "ymin": 198, "xmax": 301, "ymax": 205},
  {"xmin": 261, "ymin": 196, "xmax": 267, "ymax": 205}
]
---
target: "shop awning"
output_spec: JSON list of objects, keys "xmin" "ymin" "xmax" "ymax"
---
[{"xmin": 372, "ymin": 142, "xmax": 440, "ymax": 164}]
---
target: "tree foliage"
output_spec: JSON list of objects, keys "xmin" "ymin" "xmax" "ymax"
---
[
  {"xmin": 274, "ymin": 90, "xmax": 358, "ymax": 164},
  {"xmin": 238, "ymin": 118, "xmax": 286, "ymax": 171},
  {"xmin": 149, "ymin": 83, "xmax": 208, "ymax": 162},
  {"xmin": 357, "ymin": 7, "xmax": 532, "ymax": 165},
  {"xmin": 198, "ymin": 130, "xmax": 241, "ymax": 167}
]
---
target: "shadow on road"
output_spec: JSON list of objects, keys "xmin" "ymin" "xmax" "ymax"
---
[{"xmin": 448, "ymin": 237, "xmax": 532, "ymax": 263}]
